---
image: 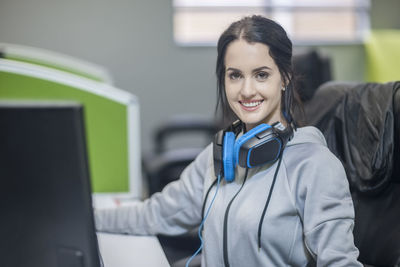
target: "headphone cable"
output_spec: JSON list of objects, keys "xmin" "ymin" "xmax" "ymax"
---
[
  {"xmin": 201, "ymin": 178, "xmax": 219, "ymax": 220},
  {"xmin": 185, "ymin": 174, "xmax": 222, "ymax": 267}
]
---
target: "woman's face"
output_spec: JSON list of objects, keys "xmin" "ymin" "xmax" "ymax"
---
[{"xmin": 224, "ymin": 39, "xmax": 285, "ymax": 130}]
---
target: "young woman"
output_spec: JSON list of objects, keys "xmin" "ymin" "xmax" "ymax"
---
[{"xmin": 95, "ymin": 15, "xmax": 362, "ymax": 266}]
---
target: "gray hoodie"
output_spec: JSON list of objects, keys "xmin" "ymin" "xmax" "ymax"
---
[{"xmin": 95, "ymin": 126, "xmax": 362, "ymax": 267}]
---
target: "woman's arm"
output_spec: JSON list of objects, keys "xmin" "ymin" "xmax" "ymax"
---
[
  {"xmin": 297, "ymin": 147, "xmax": 363, "ymax": 267},
  {"xmin": 95, "ymin": 144, "xmax": 212, "ymax": 236}
]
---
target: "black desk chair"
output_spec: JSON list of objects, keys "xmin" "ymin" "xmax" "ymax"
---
[
  {"xmin": 300, "ymin": 81, "xmax": 400, "ymax": 266},
  {"xmin": 143, "ymin": 114, "xmax": 217, "ymax": 195}
]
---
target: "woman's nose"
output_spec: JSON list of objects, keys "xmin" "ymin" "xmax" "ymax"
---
[{"xmin": 240, "ymin": 78, "xmax": 256, "ymax": 98}]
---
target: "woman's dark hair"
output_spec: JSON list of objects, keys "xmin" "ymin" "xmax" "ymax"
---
[{"xmin": 215, "ymin": 15, "xmax": 302, "ymax": 128}]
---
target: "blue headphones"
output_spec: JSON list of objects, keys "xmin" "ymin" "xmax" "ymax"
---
[{"xmin": 213, "ymin": 121, "xmax": 293, "ymax": 182}]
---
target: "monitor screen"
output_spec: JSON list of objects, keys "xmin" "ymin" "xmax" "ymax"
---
[{"xmin": 0, "ymin": 101, "xmax": 101, "ymax": 267}]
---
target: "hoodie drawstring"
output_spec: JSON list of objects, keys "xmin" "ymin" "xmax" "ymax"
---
[{"xmin": 257, "ymin": 152, "xmax": 284, "ymax": 250}]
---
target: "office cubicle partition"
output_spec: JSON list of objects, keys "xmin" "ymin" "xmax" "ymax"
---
[
  {"xmin": 365, "ymin": 30, "xmax": 400, "ymax": 83},
  {"xmin": 0, "ymin": 43, "xmax": 113, "ymax": 84},
  {"xmin": 0, "ymin": 59, "xmax": 142, "ymax": 197}
]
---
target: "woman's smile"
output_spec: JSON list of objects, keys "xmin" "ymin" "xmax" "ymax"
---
[{"xmin": 239, "ymin": 100, "xmax": 264, "ymax": 111}]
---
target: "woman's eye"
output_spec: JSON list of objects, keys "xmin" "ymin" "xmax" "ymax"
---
[
  {"xmin": 255, "ymin": 72, "xmax": 269, "ymax": 80},
  {"xmin": 229, "ymin": 72, "xmax": 242, "ymax": 80}
]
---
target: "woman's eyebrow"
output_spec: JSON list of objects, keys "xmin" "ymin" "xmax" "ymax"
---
[
  {"xmin": 252, "ymin": 66, "xmax": 271, "ymax": 72},
  {"xmin": 226, "ymin": 67, "xmax": 241, "ymax": 72},
  {"xmin": 226, "ymin": 66, "xmax": 272, "ymax": 72}
]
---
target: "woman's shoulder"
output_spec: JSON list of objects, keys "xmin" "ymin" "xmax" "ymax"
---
[
  {"xmin": 283, "ymin": 126, "xmax": 345, "ymax": 179},
  {"xmin": 287, "ymin": 126, "xmax": 326, "ymax": 147},
  {"xmin": 286, "ymin": 126, "xmax": 334, "ymax": 158}
]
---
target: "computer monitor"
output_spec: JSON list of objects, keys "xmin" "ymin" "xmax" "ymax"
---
[{"xmin": 0, "ymin": 101, "xmax": 101, "ymax": 267}]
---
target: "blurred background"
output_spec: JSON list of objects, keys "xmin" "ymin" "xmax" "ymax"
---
[{"xmin": 1, "ymin": 0, "xmax": 399, "ymax": 154}]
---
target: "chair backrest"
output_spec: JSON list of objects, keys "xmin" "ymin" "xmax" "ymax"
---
[
  {"xmin": 143, "ymin": 115, "xmax": 217, "ymax": 194},
  {"xmin": 154, "ymin": 115, "xmax": 217, "ymax": 153},
  {"xmin": 301, "ymin": 81, "xmax": 400, "ymax": 266}
]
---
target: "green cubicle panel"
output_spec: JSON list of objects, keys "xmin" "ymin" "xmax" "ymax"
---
[
  {"xmin": 0, "ymin": 43, "xmax": 113, "ymax": 84},
  {"xmin": 0, "ymin": 59, "xmax": 141, "ymax": 196},
  {"xmin": 365, "ymin": 30, "xmax": 400, "ymax": 83}
]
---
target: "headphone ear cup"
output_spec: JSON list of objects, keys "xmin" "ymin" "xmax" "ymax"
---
[{"xmin": 223, "ymin": 132, "xmax": 236, "ymax": 182}]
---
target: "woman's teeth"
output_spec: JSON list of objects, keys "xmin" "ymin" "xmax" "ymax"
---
[{"xmin": 241, "ymin": 101, "xmax": 263, "ymax": 107}]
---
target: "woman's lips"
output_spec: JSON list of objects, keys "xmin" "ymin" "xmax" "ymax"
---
[{"xmin": 239, "ymin": 100, "xmax": 263, "ymax": 111}]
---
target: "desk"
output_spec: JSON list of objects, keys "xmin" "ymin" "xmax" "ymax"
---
[{"xmin": 98, "ymin": 233, "xmax": 170, "ymax": 267}]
